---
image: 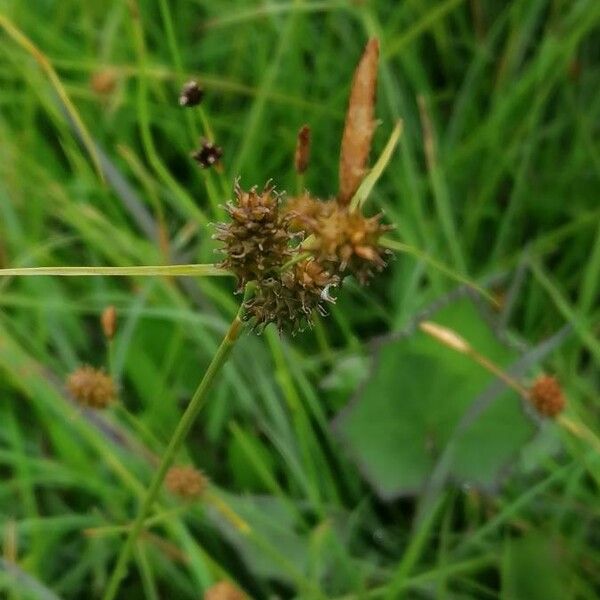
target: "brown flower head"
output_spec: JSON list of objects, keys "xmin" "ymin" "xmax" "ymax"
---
[
  {"xmin": 282, "ymin": 193, "xmax": 333, "ymax": 232},
  {"xmin": 243, "ymin": 259, "xmax": 337, "ymax": 333},
  {"xmin": 215, "ymin": 183, "xmax": 295, "ymax": 291},
  {"xmin": 67, "ymin": 366, "xmax": 116, "ymax": 409},
  {"xmin": 179, "ymin": 80, "xmax": 204, "ymax": 107},
  {"xmin": 529, "ymin": 375, "xmax": 565, "ymax": 418},
  {"xmin": 165, "ymin": 466, "xmax": 207, "ymax": 500},
  {"xmin": 338, "ymin": 38, "xmax": 379, "ymax": 205},
  {"xmin": 101, "ymin": 305, "xmax": 117, "ymax": 340},
  {"xmin": 90, "ymin": 70, "xmax": 117, "ymax": 96},
  {"xmin": 294, "ymin": 124, "xmax": 311, "ymax": 174},
  {"xmin": 312, "ymin": 204, "xmax": 392, "ymax": 283},
  {"xmin": 192, "ymin": 139, "xmax": 223, "ymax": 169},
  {"xmin": 204, "ymin": 581, "xmax": 247, "ymax": 600}
]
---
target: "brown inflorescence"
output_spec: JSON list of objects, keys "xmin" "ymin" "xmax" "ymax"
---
[
  {"xmin": 179, "ymin": 80, "xmax": 204, "ymax": 107},
  {"xmin": 529, "ymin": 375, "xmax": 566, "ymax": 418},
  {"xmin": 213, "ymin": 36, "xmax": 392, "ymax": 333},
  {"xmin": 204, "ymin": 581, "xmax": 247, "ymax": 600},
  {"xmin": 90, "ymin": 70, "xmax": 117, "ymax": 96},
  {"xmin": 294, "ymin": 124, "xmax": 311, "ymax": 174},
  {"xmin": 243, "ymin": 258, "xmax": 338, "ymax": 333},
  {"xmin": 67, "ymin": 366, "xmax": 116, "ymax": 409},
  {"xmin": 312, "ymin": 203, "xmax": 392, "ymax": 284},
  {"xmin": 165, "ymin": 466, "xmax": 207, "ymax": 500},
  {"xmin": 283, "ymin": 196, "xmax": 391, "ymax": 283},
  {"xmin": 215, "ymin": 183, "xmax": 296, "ymax": 292},
  {"xmin": 192, "ymin": 139, "xmax": 223, "ymax": 169},
  {"xmin": 338, "ymin": 38, "xmax": 379, "ymax": 204},
  {"xmin": 101, "ymin": 305, "xmax": 117, "ymax": 340},
  {"xmin": 283, "ymin": 193, "xmax": 333, "ymax": 232}
]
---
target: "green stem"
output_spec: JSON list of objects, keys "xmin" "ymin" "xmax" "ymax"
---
[
  {"xmin": 102, "ymin": 309, "xmax": 245, "ymax": 600},
  {"xmin": 0, "ymin": 264, "xmax": 231, "ymax": 277},
  {"xmin": 349, "ymin": 120, "xmax": 403, "ymax": 212}
]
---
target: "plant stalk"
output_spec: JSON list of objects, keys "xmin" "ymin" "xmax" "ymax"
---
[
  {"xmin": 0, "ymin": 264, "xmax": 231, "ymax": 277},
  {"xmin": 102, "ymin": 308, "xmax": 245, "ymax": 600}
]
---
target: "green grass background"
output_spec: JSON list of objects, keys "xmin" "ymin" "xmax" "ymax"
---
[{"xmin": 0, "ymin": 0, "xmax": 599, "ymax": 598}]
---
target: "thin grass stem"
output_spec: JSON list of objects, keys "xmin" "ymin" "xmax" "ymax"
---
[
  {"xmin": 0, "ymin": 265, "xmax": 231, "ymax": 277},
  {"xmin": 102, "ymin": 306, "xmax": 245, "ymax": 600}
]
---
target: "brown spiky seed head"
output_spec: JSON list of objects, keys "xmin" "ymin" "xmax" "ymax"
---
[
  {"xmin": 179, "ymin": 80, "xmax": 204, "ymax": 107},
  {"xmin": 529, "ymin": 375, "xmax": 565, "ymax": 418},
  {"xmin": 204, "ymin": 581, "xmax": 247, "ymax": 600},
  {"xmin": 192, "ymin": 139, "xmax": 223, "ymax": 169},
  {"xmin": 101, "ymin": 305, "xmax": 117, "ymax": 340},
  {"xmin": 165, "ymin": 466, "xmax": 207, "ymax": 500},
  {"xmin": 67, "ymin": 366, "xmax": 116, "ymax": 409},
  {"xmin": 215, "ymin": 183, "xmax": 295, "ymax": 291},
  {"xmin": 313, "ymin": 204, "xmax": 392, "ymax": 283},
  {"xmin": 243, "ymin": 259, "xmax": 337, "ymax": 333}
]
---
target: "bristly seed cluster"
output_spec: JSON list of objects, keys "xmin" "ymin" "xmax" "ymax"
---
[
  {"xmin": 215, "ymin": 184, "xmax": 389, "ymax": 332},
  {"xmin": 67, "ymin": 366, "xmax": 116, "ymax": 409},
  {"xmin": 529, "ymin": 375, "xmax": 565, "ymax": 418},
  {"xmin": 214, "ymin": 183, "xmax": 296, "ymax": 293},
  {"xmin": 192, "ymin": 139, "xmax": 223, "ymax": 169},
  {"xmin": 285, "ymin": 195, "xmax": 393, "ymax": 284},
  {"xmin": 165, "ymin": 465, "xmax": 207, "ymax": 500}
]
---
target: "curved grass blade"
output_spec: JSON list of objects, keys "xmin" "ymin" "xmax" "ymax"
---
[{"xmin": 0, "ymin": 13, "xmax": 103, "ymax": 181}]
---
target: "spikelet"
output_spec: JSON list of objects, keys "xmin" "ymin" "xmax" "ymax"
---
[
  {"xmin": 204, "ymin": 581, "xmax": 247, "ymax": 600},
  {"xmin": 165, "ymin": 466, "xmax": 208, "ymax": 500},
  {"xmin": 312, "ymin": 204, "xmax": 392, "ymax": 283},
  {"xmin": 294, "ymin": 124, "xmax": 311, "ymax": 174},
  {"xmin": 243, "ymin": 259, "xmax": 337, "ymax": 333},
  {"xmin": 67, "ymin": 366, "xmax": 116, "ymax": 409},
  {"xmin": 529, "ymin": 375, "xmax": 565, "ymax": 418},
  {"xmin": 192, "ymin": 138, "xmax": 223, "ymax": 169},
  {"xmin": 214, "ymin": 183, "xmax": 295, "ymax": 292},
  {"xmin": 90, "ymin": 70, "xmax": 117, "ymax": 96},
  {"xmin": 282, "ymin": 193, "xmax": 333, "ymax": 232},
  {"xmin": 101, "ymin": 305, "xmax": 117, "ymax": 340},
  {"xmin": 338, "ymin": 38, "xmax": 379, "ymax": 205},
  {"xmin": 179, "ymin": 80, "xmax": 204, "ymax": 107}
]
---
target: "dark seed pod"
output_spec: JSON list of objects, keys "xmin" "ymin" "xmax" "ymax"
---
[
  {"xmin": 192, "ymin": 139, "xmax": 223, "ymax": 169},
  {"xmin": 179, "ymin": 80, "xmax": 204, "ymax": 107}
]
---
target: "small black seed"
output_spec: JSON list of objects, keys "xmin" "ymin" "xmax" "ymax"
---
[
  {"xmin": 179, "ymin": 80, "xmax": 204, "ymax": 107},
  {"xmin": 192, "ymin": 139, "xmax": 223, "ymax": 169}
]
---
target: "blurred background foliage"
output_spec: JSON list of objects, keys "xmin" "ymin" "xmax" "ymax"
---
[{"xmin": 0, "ymin": 0, "xmax": 599, "ymax": 598}]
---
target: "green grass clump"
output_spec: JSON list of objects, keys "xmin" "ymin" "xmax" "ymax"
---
[{"xmin": 1, "ymin": 1, "xmax": 599, "ymax": 599}]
